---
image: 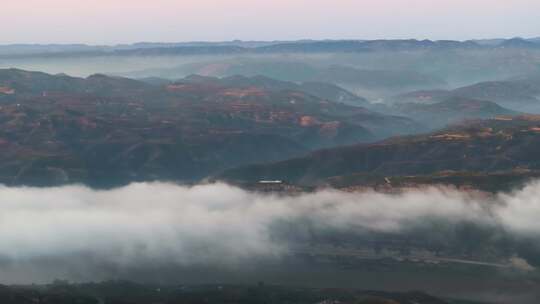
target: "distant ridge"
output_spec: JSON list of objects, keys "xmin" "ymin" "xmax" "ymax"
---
[{"xmin": 1, "ymin": 38, "xmax": 539, "ymax": 58}]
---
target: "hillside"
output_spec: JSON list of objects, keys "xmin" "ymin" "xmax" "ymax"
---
[
  {"xmin": 385, "ymin": 97, "xmax": 517, "ymax": 129},
  {"xmin": 128, "ymin": 60, "xmax": 445, "ymax": 96},
  {"xmin": 454, "ymin": 79, "xmax": 540, "ymax": 112},
  {"xmin": 180, "ymin": 74, "xmax": 371, "ymax": 107},
  {"xmin": 395, "ymin": 73, "xmax": 540, "ymax": 113},
  {"xmin": 0, "ymin": 69, "xmax": 421, "ymax": 187},
  {"xmin": 0, "ymin": 282, "xmax": 458, "ymax": 304},
  {"xmin": 219, "ymin": 115, "xmax": 540, "ymax": 190}
]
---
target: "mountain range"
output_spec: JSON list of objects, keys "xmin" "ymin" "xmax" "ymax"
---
[
  {"xmin": 1, "ymin": 38, "xmax": 539, "ymax": 58},
  {"xmin": 0, "ymin": 69, "xmax": 421, "ymax": 187},
  {"xmin": 2, "ymin": 68, "xmax": 538, "ymax": 190}
]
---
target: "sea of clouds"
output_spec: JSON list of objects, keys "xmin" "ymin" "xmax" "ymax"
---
[{"xmin": 1, "ymin": 181, "xmax": 540, "ymax": 283}]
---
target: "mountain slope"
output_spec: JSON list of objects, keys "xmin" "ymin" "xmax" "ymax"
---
[
  {"xmin": 180, "ymin": 74, "xmax": 371, "ymax": 106},
  {"xmin": 396, "ymin": 73, "xmax": 540, "ymax": 113},
  {"xmin": 219, "ymin": 116, "xmax": 540, "ymax": 189},
  {"xmin": 385, "ymin": 97, "xmax": 517, "ymax": 129},
  {"xmin": 126, "ymin": 60, "xmax": 445, "ymax": 97},
  {"xmin": 0, "ymin": 69, "xmax": 421, "ymax": 187}
]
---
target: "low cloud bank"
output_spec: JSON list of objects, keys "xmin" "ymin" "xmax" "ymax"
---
[{"xmin": 1, "ymin": 181, "xmax": 540, "ymax": 282}]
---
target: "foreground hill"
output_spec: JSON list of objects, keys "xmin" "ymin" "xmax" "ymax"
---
[
  {"xmin": 0, "ymin": 69, "xmax": 421, "ymax": 187},
  {"xmin": 219, "ymin": 115, "xmax": 540, "ymax": 191}
]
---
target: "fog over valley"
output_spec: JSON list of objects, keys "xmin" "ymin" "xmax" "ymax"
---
[{"xmin": 1, "ymin": 182, "xmax": 540, "ymax": 287}]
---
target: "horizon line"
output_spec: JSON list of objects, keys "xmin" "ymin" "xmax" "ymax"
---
[{"xmin": 1, "ymin": 36, "xmax": 539, "ymax": 48}]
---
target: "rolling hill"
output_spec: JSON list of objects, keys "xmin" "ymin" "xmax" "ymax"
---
[
  {"xmin": 219, "ymin": 115, "xmax": 540, "ymax": 191},
  {"xmin": 127, "ymin": 60, "xmax": 445, "ymax": 96},
  {"xmin": 179, "ymin": 74, "xmax": 371, "ymax": 107},
  {"xmin": 0, "ymin": 69, "xmax": 421, "ymax": 187},
  {"xmin": 395, "ymin": 73, "xmax": 540, "ymax": 113},
  {"xmin": 381, "ymin": 96, "xmax": 517, "ymax": 129}
]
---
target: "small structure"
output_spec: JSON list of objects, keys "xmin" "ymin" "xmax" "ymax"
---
[
  {"xmin": 255, "ymin": 180, "xmax": 287, "ymax": 192},
  {"xmin": 258, "ymin": 180, "xmax": 283, "ymax": 184}
]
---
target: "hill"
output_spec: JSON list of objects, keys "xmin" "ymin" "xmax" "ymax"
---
[
  {"xmin": 395, "ymin": 73, "xmax": 540, "ymax": 113},
  {"xmin": 0, "ymin": 282, "xmax": 458, "ymax": 304},
  {"xmin": 179, "ymin": 74, "xmax": 371, "ymax": 107},
  {"xmin": 382, "ymin": 96, "xmax": 517, "ymax": 129},
  {"xmin": 218, "ymin": 115, "xmax": 540, "ymax": 190},
  {"xmin": 128, "ymin": 60, "xmax": 445, "ymax": 97},
  {"xmin": 0, "ymin": 69, "xmax": 421, "ymax": 187}
]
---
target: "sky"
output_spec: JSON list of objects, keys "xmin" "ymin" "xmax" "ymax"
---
[{"xmin": 2, "ymin": 0, "xmax": 540, "ymax": 45}]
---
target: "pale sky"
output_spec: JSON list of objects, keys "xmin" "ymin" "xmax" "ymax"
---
[{"xmin": 2, "ymin": 0, "xmax": 539, "ymax": 44}]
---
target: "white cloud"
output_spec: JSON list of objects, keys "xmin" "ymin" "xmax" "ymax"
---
[{"xmin": 0, "ymin": 181, "xmax": 540, "ymax": 282}]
